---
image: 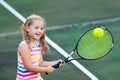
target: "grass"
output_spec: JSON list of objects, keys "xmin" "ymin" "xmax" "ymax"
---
[
  {"xmin": 1, "ymin": 0, "xmax": 120, "ymax": 33},
  {"xmin": 0, "ymin": 22, "xmax": 119, "ymax": 80},
  {"xmin": 48, "ymin": 23, "xmax": 120, "ymax": 80},
  {"xmin": 0, "ymin": 0, "xmax": 120, "ymax": 80},
  {"xmin": 46, "ymin": 22, "xmax": 120, "ymax": 80}
]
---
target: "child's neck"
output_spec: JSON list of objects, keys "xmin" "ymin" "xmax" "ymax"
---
[{"xmin": 30, "ymin": 40, "xmax": 38, "ymax": 47}]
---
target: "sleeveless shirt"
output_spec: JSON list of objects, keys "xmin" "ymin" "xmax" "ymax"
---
[{"xmin": 16, "ymin": 41, "xmax": 43, "ymax": 80}]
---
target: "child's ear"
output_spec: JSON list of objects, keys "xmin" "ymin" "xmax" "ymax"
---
[{"xmin": 25, "ymin": 26, "xmax": 30, "ymax": 32}]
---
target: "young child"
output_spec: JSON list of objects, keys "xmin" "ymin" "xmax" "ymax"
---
[{"xmin": 16, "ymin": 14, "xmax": 65, "ymax": 80}]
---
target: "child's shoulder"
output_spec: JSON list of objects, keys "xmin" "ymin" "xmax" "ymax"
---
[
  {"xmin": 18, "ymin": 40, "xmax": 30, "ymax": 54},
  {"xmin": 18, "ymin": 40, "xmax": 29, "ymax": 51},
  {"xmin": 19, "ymin": 40, "xmax": 27, "ymax": 47},
  {"xmin": 19, "ymin": 40, "xmax": 26, "ymax": 45}
]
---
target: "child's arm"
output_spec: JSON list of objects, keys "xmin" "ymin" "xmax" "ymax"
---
[
  {"xmin": 39, "ymin": 56, "xmax": 65, "ymax": 68},
  {"xmin": 18, "ymin": 44, "xmax": 56, "ymax": 74},
  {"xmin": 40, "ymin": 60, "xmax": 62, "ymax": 67},
  {"xmin": 39, "ymin": 51, "xmax": 65, "ymax": 68}
]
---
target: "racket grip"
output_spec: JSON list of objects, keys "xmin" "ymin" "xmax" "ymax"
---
[
  {"xmin": 52, "ymin": 61, "xmax": 61, "ymax": 69},
  {"xmin": 45, "ymin": 61, "xmax": 62, "ymax": 75}
]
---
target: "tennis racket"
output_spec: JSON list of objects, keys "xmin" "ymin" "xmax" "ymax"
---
[{"xmin": 46, "ymin": 26, "xmax": 114, "ymax": 74}]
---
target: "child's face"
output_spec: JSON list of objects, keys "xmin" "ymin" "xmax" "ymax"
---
[{"xmin": 26, "ymin": 19, "xmax": 44, "ymax": 41}]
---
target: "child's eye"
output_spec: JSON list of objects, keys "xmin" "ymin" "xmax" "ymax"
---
[
  {"xmin": 41, "ymin": 27, "xmax": 44, "ymax": 30},
  {"xmin": 35, "ymin": 27, "xmax": 39, "ymax": 29}
]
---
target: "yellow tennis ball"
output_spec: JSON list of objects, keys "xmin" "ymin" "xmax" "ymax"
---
[{"xmin": 93, "ymin": 28, "xmax": 104, "ymax": 38}]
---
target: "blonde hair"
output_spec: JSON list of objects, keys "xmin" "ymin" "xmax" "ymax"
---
[{"xmin": 22, "ymin": 14, "xmax": 49, "ymax": 53}]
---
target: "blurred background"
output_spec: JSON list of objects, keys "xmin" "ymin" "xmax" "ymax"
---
[{"xmin": 0, "ymin": 0, "xmax": 120, "ymax": 80}]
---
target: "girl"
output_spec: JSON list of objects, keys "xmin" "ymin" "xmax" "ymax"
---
[{"xmin": 16, "ymin": 14, "xmax": 65, "ymax": 80}]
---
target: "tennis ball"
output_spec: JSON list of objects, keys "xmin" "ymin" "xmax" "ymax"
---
[{"xmin": 93, "ymin": 28, "xmax": 104, "ymax": 38}]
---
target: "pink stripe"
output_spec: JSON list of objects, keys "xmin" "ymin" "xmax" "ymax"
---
[
  {"xmin": 18, "ymin": 61, "xmax": 38, "ymax": 65},
  {"xmin": 17, "ymin": 74, "xmax": 38, "ymax": 80},
  {"xmin": 30, "ymin": 53, "xmax": 40, "ymax": 56},
  {"xmin": 17, "ymin": 72, "xmax": 37, "ymax": 77},
  {"xmin": 32, "ymin": 61, "xmax": 38, "ymax": 64},
  {"xmin": 18, "ymin": 61, "xmax": 24, "ymax": 65},
  {"xmin": 31, "ymin": 49, "xmax": 40, "ymax": 52}
]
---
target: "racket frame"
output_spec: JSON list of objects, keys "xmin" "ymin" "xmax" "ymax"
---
[
  {"xmin": 52, "ymin": 27, "xmax": 114, "ymax": 69},
  {"xmin": 75, "ymin": 26, "xmax": 114, "ymax": 60}
]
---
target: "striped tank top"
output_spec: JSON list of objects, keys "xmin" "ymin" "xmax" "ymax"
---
[{"xmin": 16, "ymin": 41, "xmax": 43, "ymax": 80}]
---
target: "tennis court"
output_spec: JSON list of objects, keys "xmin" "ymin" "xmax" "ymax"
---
[{"xmin": 0, "ymin": 0, "xmax": 120, "ymax": 80}]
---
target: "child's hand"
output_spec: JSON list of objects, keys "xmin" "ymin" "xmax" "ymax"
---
[
  {"xmin": 46, "ymin": 66, "xmax": 56, "ymax": 74},
  {"xmin": 57, "ymin": 59, "xmax": 66, "ymax": 68}
]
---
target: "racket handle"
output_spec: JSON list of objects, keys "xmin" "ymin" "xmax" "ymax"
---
[
  {"xmin": 52, "ymin": 61, "xmax": 61, "ymax": 69},
  {"xmin": 64, "ymin": 57, "xmax": 70, "ymax": 63},
  {"xmin": 45, "ymin": 61, "xmax": 62, "ymax": 75}
]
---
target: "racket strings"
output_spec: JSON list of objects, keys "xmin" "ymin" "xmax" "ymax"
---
[
  {"xmin": 81, "ymin": 32, "xmax": 96, "ymax": 59},
  {"xmin": 79, "ymin": 41, "xmax": 91, "ymax": 59},
  {"xmin": 77, "ymin": 28, "xmax": 113, "ymax": 59}
]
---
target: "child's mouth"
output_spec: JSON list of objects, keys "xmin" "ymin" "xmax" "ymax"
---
[{"xmin": 36, "ymin": 33, "xmax": 41, "ymax": 37}]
